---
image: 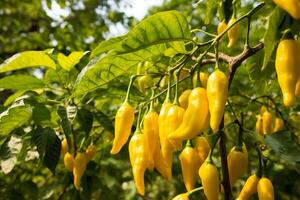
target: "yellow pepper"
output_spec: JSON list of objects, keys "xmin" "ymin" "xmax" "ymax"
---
[
  {"xmin": 272, "ymin": 0, "xmax": 300, "ymax": 19},
  {"xmin": 193, "ymin": 136, "xmax": 210, "ymax": 164},
  {"xmin": 207, "ymin": 70, "xmax": 228, "ymax": 133},
  {"xmin": 111, "ymin": 102, "xmax": 135, "ymax": 154},
  {"xmin": 64, "ymin": 152, "xmax": 74, "ymax": 172},
  {"xmin": 179, "ymin": 89, "xmax": 192, "ymax": 109},
  {"xmin": 61, "ymin": 138, "xmax": 68, "ymax": 155},
  {"xmin": 199, "ymin": 161, "xmax": 220, "ymax": 200},
  {"xmin": 192, "ymin": 72, "xmax": 209, "ymax": 88},
  {"xmin": 227, "ymin": 18, "xmax": 239, "ymax": 48},
  {"xmin": 217, "ymin": 21, "xmax": 227, "ymax": 40},
  {"xmin": 137, "ymin": 61, "xmax": 152, "ymax": 92},
  {"xmin": 262, "ymin": 111, "xmax": 273, "ymax": 135},
  {"xmin": 256, "ymin": 115, "xmax": 264, "ymax": 136},
  {"xmin": 73, "ymin": 152, "xmax": 87, "ymax": 190},
  {"xmin": 273, "ymin": 117, "xmax": 284, "ymax": 132},
  {"xmin": 168, "ymin": 87, "xmax": 209, "ymax": 141},
  {"xmin": 227, "ymin": 145, "xmax": 248, "ymax": 186},
  {"xmin": 172, "ymin": 193, "xmax": 189, "ymax": 200},
  {"xmin": 85, "ymin": 144, "xmax": 96, "ymax": 161},
  {"xmin": 257, "ymin": 177, "xmax": 275, "ymax": 200},
  {"xmin": 179, "ymin": 143, "xmax": 201, "ymax": 191},
  {"xmin": 237, "ymin": 174, "xmax": 260, "ymax": 200},
  {"xmin": 275, "ymin": 39, "xmax": 300, "ymax": 107},
  {"xmin": 153, "ymin": 143, "xmax": 172, "ymax": 180}
]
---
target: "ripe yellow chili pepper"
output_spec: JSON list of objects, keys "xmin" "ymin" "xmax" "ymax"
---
[
  {"xmin": 138, "ymin": 75, "xmax": 152, "ymax": 91},
  {"xmin": 143, "ymin": 109, "xmax": 159, "ymax": 170},
  {"xmin": 73, "ymin": 152, "xmax": 87, "ymax": 190},
  {"xmin": 207, "ymin": 70, "xmax": 228, "ymax": 133},
  {"xmin": 262, "ymin": 111, "xmax": 273, "ymax": 135},
  {"xmin": 61, "ymin": 138, "xmax": 68, "ymax": 155},
  {"xmin": 199, "ymin": 161, "xmax": 220, "ymax": 200},
  {"xmin": 153, "ymin": 143, "xmax": 172, "ymax": 180},
  {"xmin": 273, "ymin": 0, "xmax": 300, "ymax": 19},
  {"xmin": 179, "ymin": 143, "xmax": 201, "ymax": 191},
  {"xmin": 295, "ymin": 79, "xmax": 300, "ymax": 96},
  {"xmin": 179, "ymin": 89, "xmax": 192, "ymax": 109},
  {"xmin": 256, "ymin": 115, "xmax": 264, "ymax": 136},
  {"xmin": 166, "ymin": 104, "xmax": 185, "ymax": 150},
  {"xmin": 129, "ymin": 132, "xmax": 149, "ymax": 196},
  {"xmin": 237, "ymin": 174, "xmax": 260, "ymax": 200},
  {"xmin": 275, "ymin": 39, "xmax": 300, "ymax": 107},
  {"xmin": 85, "ymin": 144, "xmax": 96, "ymax": 161},
  {"xmin": 192, "ymin": 72, "xmax": 209, "ymax": 88},
  {"xmin": 193, "ymin": 136, "xmax": 210, "ymax": 164},
  {"xmin": 172, "ymin": 193, "xmax": 189, "ymax": 200},
  {"xmin": 227, "ymin": 145, "xmax": 248, "ymax": 186},
  {"xmin": 273, "ymin": 117, "xmax": 284, "ymax": 132},
  {"xmin": 168, "ymin": 87, "xmax": 209, "ymax": 141},
  {"xmin": 217, "ymin": 21, "xmax": 227, "ymax": 40},
  {"xmin": 64, "ymin": 152, "xmax": 74, "ymax": 172},
  {"xmin": 227, "ymin": 18, "xmax": 239, "ymax": 48},
  {"xmin": 257, "ymin": 177, "xmax": 275, "ymax": 200},
  {"xmin": 111, "ymin": 102, "xmax": 135, "ymax": 154}
]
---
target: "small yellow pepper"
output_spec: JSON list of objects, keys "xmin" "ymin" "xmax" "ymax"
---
[
  {"xmin": 256, "ymin": 115, "xmax": 264, "ymax": 136},
  {"xmin": 237, "ymin": 174, "xmax": 260, "ymax": 200},
  {"xmin": 227, "ymin": 18, "xmax": 239, "ymax": 48},
  {"xmin": 73, "ymin": 152, "xmax": 87, "ymax": 190},
  {"xmin": 61, "ymin": 138, "xmax": 68, "ymax": 155},
  {"xmin": 217, "ymin": 21, "xmax": 227, "ymax": 41},
  {"xmin": 273, "ymin": 117, "xmax": 284, "ymax": 132},
  {"xmin": 85, "ymin": 144, "xmax": 96, "ymax": 161},
  {"xmin": 257, "ymin": 177, "xmax": 275, "ymax": 200},
  {"xmin": 199, "ymin": 161, "xmax": 220, "ymax": 200},
  {"xmin": 64, "ymin": 152, "xmax": 74, "ymax": 172},
  {"xmin": 262, "ymin": 111, "xmax": 273, "ymax": 135}
]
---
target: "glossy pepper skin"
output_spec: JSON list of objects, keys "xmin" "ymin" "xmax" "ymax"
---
[
  {"xmin": 273, "ymin": 0, "xmax": 300, "ymax": 19},
  {"xmin": 153, "ymin": 143, "xmax": 172, "ymax": 180},
  {"xmin": 257, "ymin": 177, "xmax": 275, "ymax": 200},
  {"xmin": 172, "ymin": 193, "xmax": 189, "ymax": 200},
  {"xmin": 143, "ymin": 110, "xmax": 160, "ymax": 170},
  {"xmin": 166, "ymin": 104, "xmax": 185, "ymax": 150},
  {"xmin": 64, "ymin": 152, "xmax": 74, "ymax": 172},
  {"xmin": 85, "ymin": 144, "xmax": 96, "ymax": 161},
  {"xmin": 256, "ymin": 115, "xmax": 264, "ymax": 136},
  {"xmin": 111, "ymin": 102, "xmax": 135, "ymax": 154},
  {"xmin": 73, "ymin": 152, "xmax": 87, "ymax": 190},
  {"xmin": 275, "ymin": 39, "xmax": 300, "ymax": 107},
  {"xmin": 295, "ymin": 79, "xmax": 300, "ymax": 96},
  {"xmin": 168, "ymin": 87, "xmax": 209, "ymax": 141},
  {"xmin": 217, "ymin": 21, "xmax": 227, "ymax": 40},
  {"xmin": 61, "ymin": 138, "xmax": 68, "ymax": 155},
  {"xmin": 179, "ymin": 145, "xmax": 201, "ymax": 191},
  {"xmin": 262, "ymin": 111, "xmax": 273, "ymax": 135},
  {"xmin": 193, "ymin": 136, "xmax": 210, "ymax": 164},
  {"xmin": 237, "ymin": 174, "xmax": 260, "ymax": 200},
  {"xmin": 227, "ymin": 145, "xmax": 248, "ymax": 186},
  {"xmin": 207, "ymin": 70, "xmax": 228, "ymax": 133},
  {"xmin": 199, "ymin": 161, "xmax": 220, "ymax": 200},
  {"xmin": 273, "ymin": 117, "xmax": 284, "ymax": 132},
  {"xmin": 129, "ymin": 133, "xmax": 149, "ymax": 196},
  {"xmin": 179, "ymin": 90, "xmax": 192, "ymax": 109},
  {"xmin": 227, "ymin": 18, "xmax": 239, "ymax": 48}
]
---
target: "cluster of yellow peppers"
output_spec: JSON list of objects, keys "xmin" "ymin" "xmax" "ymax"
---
[
  {"xmin": 217, "ymin": 17, "xmax": 239, "ymax": 48},
  {"xmin": 61, "ymin": 139, "xmax": 97, "ymax": 190},
  {"xmin": 256, "ymin": 108, "xmax": 284, "ymax": 136}
]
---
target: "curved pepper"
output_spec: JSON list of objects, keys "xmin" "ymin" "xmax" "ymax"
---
[
  {"xmin": 227, "ymin": 145, "xmax": 248, "ymax": 186},
  {"xmin": 275, "ymin": 39, "xmax": 300, "ymax": 107},
  {"xmin": 73, "ymin": 152, "xmax": 87, "ymax": 190},
  {"xmin": 61, "ymin": 138, "xmax": 68, "ymax": 155},
  {"xmin": 256, "ymin": 115, "xmax": 264, "ymax": 136},
  {"xmin": 273, "ymin": 0, "xmax": 300, "ymax": 19},
  {"xmin": 273, "ymin": 117, "xmax": 284, "ymax": 132},
  {"xmin": 237, "ymin": 174, "xmax": 260, "ymax": 200},
  {"xmin": 217, "ymin": 21, "xmax": 227, "ymax": 40},
  {"xmin": 207, "ymin": 70, "xmax": 228, "ymax": 133},
  {"xmin": 257, "ymin": 177, "xmax": 275, "ymax": 200},
  {"xmin": 179, "ymin": 144, "xmax": 201, "ymax": 191},
  {"xmin": 227, "ymin": 18, "xmax": 239, "ymax": 48},
  {"xmin": 193, "ymin": 136, "xmax": 210, "ymax": 164},
  {"xmin": 168, "ymin": 87, "xmax": 209, "ymax": 141},
  {"xmin": 172, "ymin": 193, "xmax": 189, "ymax": 200},
  {"xmin": 179, "ymin": 89, "xmax": 192, "ymax": 109},
  {"xmin": 262, "ymin": 111, "xmax": 273, "ymax": 135},
  {"xmin": 199, "ymin": 161, "xmax": 220, "ymax": 200},
  {"xmin": 111, "ymin": 102, "xmax": 135, "ymax": 154},
  {"xmin": 64, "ymin": 152, "xmax": 74, "ymax": 172}
]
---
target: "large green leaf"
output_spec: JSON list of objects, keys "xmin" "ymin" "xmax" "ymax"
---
[
  {"xmin": 0, "ymin": 105, "xmax": 32, "ymax": 136},
  {"xmin": 0, "ymin": 75, "xmax": 45, "ymax": 90},
  {"xmin": 91, "ymin": 36, "xmax": 126, "ymax": 58},
  {"xmin": 0, "ymin": 51, "xmax": 56, "ymax": 73},
  {"xmin": 58, "ymin": 51, "xmax": 88, "ymax": 71},
  {"xmin": 31, "ymin": 127, "xmax": 61, "ymax": 174},
  {"xmin": 74, "ymin": 10, "xmax": 191, "ymax": 96}
]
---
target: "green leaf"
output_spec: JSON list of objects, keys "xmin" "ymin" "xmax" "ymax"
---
[
  {"xmin": 0, "ymin": 75, "xmax": 45, "ymax": 90},
  {"xmin": 4, "ymin": 90, "xmax": 27, "ymax": 107},
  {"xmin": 77, "ymin": 109, "xmax": 93, "ymax": 134},
  {"xmin": 0, "ymin": 51, "xmax": 56, "ymax": 73},
  {"xmin": 31, "ymin": 127, "xmax": 61, "ymax": 174},
  {"xmin": 32, "ymin": 104, "xmax": 51, "ymax": 124},
  {"xmin": 262, "ymin": 7, "xmax": 284, "ymax": 70},
  {"xmin": 0, "ymin": 106, "xmax": 32, "ymax": 136},
  {"xmin": 91, "ymin": 36, "xmax": 126, "ymax": 58},
  {"xmin": 94, "ymin": 111, "xmax": 114, "ymax": 133},
  {"xmin": 58, "ymin": 51, "xmax": 88, "ymax": 71}
]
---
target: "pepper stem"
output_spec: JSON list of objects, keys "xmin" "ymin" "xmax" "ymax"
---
[{"xmin": 124, "ymin": 76, "xmax": 135, "ymax": 103}]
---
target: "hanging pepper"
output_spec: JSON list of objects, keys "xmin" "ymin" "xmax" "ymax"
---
[
  {"xmin": 172, "ymin": 193, "xmax": 189, "ymax": 200},
  {"xmin": 207, "ymin": 70, "xmax": 228, "ymax": 133},
  {"xmin": 199, "ymin": 161, "xmax": 220, "ymax": 200},
  {"xmin": 153, "ymin": 143, "xmax": 172, "ymax": 180},
  {"xmin": 179, "ymin": 142, "xmax": 201, "ymax": 191},
  {"xmin": 227, "ymin": 144, "xmax": 248, "ymax": 186},
  {"xmin": 273, "ymin": 117, "xmax": 284, "ymax": 132},
  {"xmin": 168, "ymin": 87, "xmax": 209, "ymax": 141},
  {"xmin": 262, "ymin": 110, "xmax": 273, "ymax": 135},
  {"xmin": 227, "ymin": 18, "xmax": 239, "ymax": 48},
  {"xmin": 217, "ymin": 21, "xmax": 227, "ymax": 40},
  {"xmin": 193, "ymin": 136, "xmax": 210, "ymax": 164},
  {"xmin": 111, "ymin": 101, "xmax": 135, "ymax": 154},
  {"xmin": 85, "ymin": 144, "xmax": 96, "ymax": 161},
  {"xmin": 73, "ymin": 152, "xmax": 87, "ymax": 190},
  {"xmin": 275, "ymin": 39, "xmax": 300, "ymax": 107},
  {"xmin": 64, "ymin": 152, "xmax": 74, "ymax": 172},
  {"xmin": 129, "ymin": 131, "xmax": 149, "ymax": 196},
  {"xmin": 257, "ymin": 177, "xmax": 275, "ymax": 200},
  {"xmin": 272, "ymin": 0, "xmax": 300, "ymax": 19},
  {"xmin": 61, "ymin": 138, "xmax": 69, "ymax": 155},
  {"xmin": 237, "ymin": 174, "xmax": 260, "ymax": 200},
  {"xmin": 256, "ymin": 115, "xmax": 264, "ymax": 136},
  {"xmin": 137, "ymin": 61, "xmax": 152, "ymax": 92},
  {"xmin": 179, "ymin": 89, "xmax": 192, "ymax": 109}
]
